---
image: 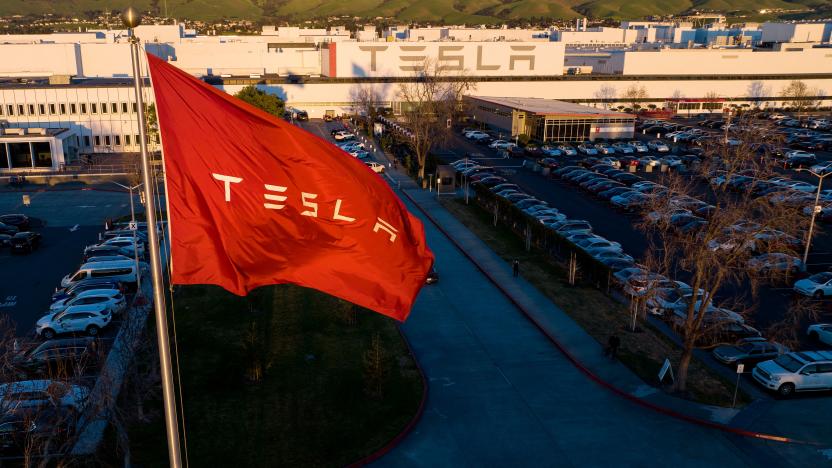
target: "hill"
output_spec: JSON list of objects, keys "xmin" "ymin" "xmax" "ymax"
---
[{"xmin": 0, "ymin": 0, "xmax": 823, "ymax": 22}]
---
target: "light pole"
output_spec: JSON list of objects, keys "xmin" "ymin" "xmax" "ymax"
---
[
  {"xmin": 122, "ymin": 7, "xmax": 183, "ymax": 468},
  {"xmin": 110, "ymin": 181, "xmax": 143, "ymax": 291},
  {"xmin": 796, "ymin": 168, "xmax": 832, "ymax": 265}
]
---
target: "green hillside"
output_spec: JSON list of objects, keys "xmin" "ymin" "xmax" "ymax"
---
[{"xmin": 0, "ymin": 0, "xmax": 823, "ymax": 21}]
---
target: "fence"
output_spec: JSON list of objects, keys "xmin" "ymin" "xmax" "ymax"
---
[{"xmin": 471, "ymin": 183, "xmax": 616, "ymax": 290}]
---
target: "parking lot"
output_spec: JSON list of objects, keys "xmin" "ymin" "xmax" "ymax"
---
[{"xmin": 0, "ymin": 188, "xmax": 133, "ymax": 336}]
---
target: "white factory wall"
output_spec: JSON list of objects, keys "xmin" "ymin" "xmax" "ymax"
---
[
  {"xmin": 760, "ymin": 23, "xmax": 826, "ymax": 43},
  {"xmin": 621, "ymin": 47, "xmax": 832, "ymax": 75},
  {"xmin": 0, "ymin": 43, "xmax": 80, "ymax": 76},
  {"xmin": 331, "ymin": 42, "xmax": 565, "ymax": 78}
]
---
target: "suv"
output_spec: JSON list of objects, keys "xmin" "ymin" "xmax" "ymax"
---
[
  {"xmin": 752, "ymin": 351, "xmax": 832, "ymax": 397},
  {"xmin": 9, "ymin": 232, "xmax": 41, "ymax": 254},
  {"xmin": 11, "ymin": 337, "xmax": 102, "ymax": 377},
  {"xmin": 36, "ymin": 305, "xmax": 112, "ymax": 339}
]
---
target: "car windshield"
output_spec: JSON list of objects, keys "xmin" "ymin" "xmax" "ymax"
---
[
  {"xmin": 737, "ymin": 343, "xmax": 756, "ymax": 353},
  {"xmin": 773, "ymin": 354, "xmax": 803, "ymax": 373},
  {"xmin": 809, "ymin": 272, "xmax": 832, "ymax": 284}
]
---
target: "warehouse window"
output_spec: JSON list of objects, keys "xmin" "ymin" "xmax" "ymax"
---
[
  {"xmin": 114, "ymin": 135, "xmax": 121, "ymax": 146},
  {"xmin": 38, "ymin": 104, "xmax": 46, "ymax": 115},
  {"xmin": 70, "ymin": 103, "xmax": 77, "ymax": 114},
  {"xmin": 6, "ymin": 105, "xmax": 13, "ymax": 116},
  {"xmin": 104, "ymin": 135, "xmax": 111, "ymax": 146},
  {"xmin": 59, "ymin": 103, "xmax": 66, "ymax": 114},
  {"xmin": 121, "ymin": 102, "xmax": 128, "ymax": 113},
  {"xmin": 132, "ymin": 103, "xmax": 138, "ymax": 113},
  {"xmin": 28, "ymin": 104, "xmax": 35, "ymax": 115},
  {"xmin": 32, "ymin": 142, "xmax": 52, "ymax": 168},
  {"xmin": 8, "ymin": 143, "xmax": 32, "ymax": 168},
  {"xmin": 100, "ymin": 103, "xmax": 108, "ymax": 114},
  {"xmin": 90, "ymin": 103, "xmax": 97, "ymax": 114},
  {"xmin": 111, "ymin": 103, "xmax": 118, "ymax": 113},
  {"xmin": 125, "ymin": 134, "xmax": 131, "ymax": 146},
  {"xmin": 49, "ymin": 104, "xmax": 56, "ymax": 114},
  {"xmin": 94, "ymin": 135, "xmax": 101, "ymax": 146}
]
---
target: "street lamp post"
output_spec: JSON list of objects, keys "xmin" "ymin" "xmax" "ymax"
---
[
  {"xmin": 122, "ymin": 7, "xmax": 183, "ymax": 468},
  {"xmin": 110, "ymin": 181, "xmax": 143, "ymax": 291},
  {"xmin": 796, "ymin": 168, "xmax": 831, "ymax": 265}
]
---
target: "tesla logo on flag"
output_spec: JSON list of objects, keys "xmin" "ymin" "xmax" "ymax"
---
[{"xmin": 212, "ymin": 173, "xmax": 398, "ymax": 241}]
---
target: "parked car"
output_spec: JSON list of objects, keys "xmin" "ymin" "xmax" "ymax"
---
[
  {"xmin": 36, "ymin": 305, "xmax": 113, "ymax": 339},
  {"xmin": 365, "ymin": 162, "xmax": 385, "ymax": 173},
  {"xmin": 0, "ymin": 380, "xmax": 89, "ymax": 412},
  {"xmin": 101, "ymin": 237, "xmax": 145, "ymax": 257},
  {"xmin": 577, "ymin": 143, "xmax": 598, "ymax": 155},
  {"xmin": 11, "ymin": 337, "xmax": 102, "ymax": 377},
  {"xmin": 0, "ymin": 214, "xmax": 30, "ymax": 231},
  {"xmin": 0, "ymin": 406, "xmax": 77, "ymax": 455},
  {"xmin": 60, "ymin": 260, "xmax": 139, "ymax": 290},
  {"xmin": 333, "ymin": 131, "xmax": 355, "ymax": 141},
  {"xmin": 51, "ymin": 279, "xmax": 123, "ymax": 303},
  {"xmin": 557, "ymin": 144, "xmax": 577, "ymax": 156},
  {"xmin": 647, "ymin": 140, "xmax": 670, "ymax": 152},
  {"xmin": 612, "ymin": 143, "xmax": 635, "ymax": 154},
  {"xmin": 793, "ymin": 272, "xmax": 832, "ymax": 299},
  {"xmin": 49, "ymin": 289, "xmax": 126, "ymax": 314},
  {"xmin": 82, "ymin": 245, "xmax": 132, "ymax": 262},
  {"xmin": 713, "ymin": 340, "xmax": 788, "ymax": 370},
  {"xmin": 747, "ymin": 253, "xmax": 804, "ymax": 276},
  {"xmin": 752, "ymin": 351, "xmax": 832, "ymax": 396},
  {"xmin": 9, "ymin": 232, "xmax": 41, "ymax": 254},
  {"xmin": 807, "ymin": 323, "xmax": 832, "ymax": 346},
  {"xmin": 629, "ymin": 141, "xmax": 649, "ymax": 153}
]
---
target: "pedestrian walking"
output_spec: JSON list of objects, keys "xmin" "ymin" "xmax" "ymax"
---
[
  {"xmin": 604, "ymin": 334, "xmax": 620, "ymax": 359},
  {"xmin": 512, "ymin": 259, "xmax": 520, "ymax": 277}
]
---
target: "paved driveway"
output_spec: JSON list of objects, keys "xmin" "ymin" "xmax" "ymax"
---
[{"xmin": 376, "ymin": 185, "xmax": 762, "ymax": 467}]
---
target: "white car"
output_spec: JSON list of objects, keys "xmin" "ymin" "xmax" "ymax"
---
[
  {"xmin": 612, "ymin": 143, "xmax": 635, "ymax": 154},
  {"xmin": 557, "ymin": 145, "xmax": 577, "ymax": 156},
  {"xmin": 808, "ymin": 324, "xmax": 832, "ymax": 345},
  {"xmin": 647, "ymin": 140, "xmax": 670, "ymax": 152},
  {"xmin": 0, "ymin": 380, "xmax": 90, "ymax": 412},
  {"xmin": 793, "ymin": 272, "xmax": 832, "ymax": 299},
  {"xmin": 785, "ymin": 150, "xmax": 815, "ymax": 159},
  {"xmin": 629, "ymin": 141, "xmax": 649, "ymax": 153},
  {"xmin": 333, "ymin": 131, "xmax": 355, "ymax": 141},
  {"xmin": 809, "ymin": 162, "xmax": 832, "ymax": 175},
  {"xmin": 464, "ymin": 131, "xmax": 489, "ymax": 140},
  {"xmin": 575, "ymin": 236, "xmax": 622, "ymax": 253},
  {"xmin": 752, "ymin": 351, "xmax": 832, "ymax": 397},
  {"xmin": 365, "ymin": 162, "xmax": 385, "ymax": 173},
  {"xmin": 594, "ymin": 143, "xmax": 615, "ymax": 155},
  {"xmin": 781, "ymin": 180, "xmax": 816, "ymax": 193},
  {"xmin": 49, "ymin": 289, "xmax": 127, "ymax": 314},
  {"xmin": 36, "ymin": 305, "xmax": 112, "ymax": 339},
  {"xmin": 102, "ymin": 237, "xmax": 145, "ymax": 257},
  {"xmin": 577, "ymin": 143, "xmax": 598, "ymax": 155}
]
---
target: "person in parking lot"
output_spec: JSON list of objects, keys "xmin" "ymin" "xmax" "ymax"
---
[
  {"xmin": 512, "ymin": 259, "xmax": 520, "ymax": 277},
  {"xmin": 605, "ymin": 334, "xmax": 621, "ymax": 359}
]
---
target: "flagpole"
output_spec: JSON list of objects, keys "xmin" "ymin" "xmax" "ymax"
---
[{"xmin": 122, "ymin": 7, "xmax": 183, "ymax": 468}]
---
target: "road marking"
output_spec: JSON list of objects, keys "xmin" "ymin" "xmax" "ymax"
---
[
  {"xmin": 77, "ymin": 205, "xmax": 96, "ymax": 208},
  {"xmin": 0, "ymin": 296, "xmax": 17, "ymax": 308},
  {"xmin": 69, "ymin": 224, "xmax": 80, "ymax": 232}
]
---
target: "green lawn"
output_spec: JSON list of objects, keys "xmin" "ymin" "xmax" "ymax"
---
[{"xmin": 127, "ymin": 284, "xmax": 424, "ymax": 467}]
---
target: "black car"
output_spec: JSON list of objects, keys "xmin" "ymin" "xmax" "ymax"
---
[
  {"xmin": 0, "ymin": 222, "xmax": 17, "ymax": 235},
  {"xmin": 0, "ymin": 214, "xmax": 29, "ymax": 231},
  {"xmin": 0, "ymin": 406, "xmax": 77, "ymax": 455},
  {"xmin": 51, "ymin": 279, "xmax": 123, "ymax": 302},
  {"xmin": 0, "ymin": 234, "xmax": 10, "ymax": 247},
  {"xmin": 11, "ymin": 337, "xmax": 102, "ymax": 377},
  {"xmin": 712, "ymin": 339, "xmax": 787, "ymax": 369},
  {"xmin": 784, "ymin": 155, "xmax": 816, "ymax": 169},
  {"xmin": 9, "ymin": 231, "xmax": 41, "ymax": 254}
]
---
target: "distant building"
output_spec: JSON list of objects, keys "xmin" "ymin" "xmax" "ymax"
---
[
  {"xmin": 465, "ymin": 96, "xmax": 635, "ymax": 142},
  {"xmin": 0, "ymin": 127, "xmax": 78, "ymax": 172}
]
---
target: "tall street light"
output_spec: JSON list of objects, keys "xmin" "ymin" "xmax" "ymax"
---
[
  {"xmin": 122, "ymin": 7, "xmax": 183, "ymax": 468},
  {"xmin": 796, "ymin": 167, "xmax": 831, "ymax": 265},
  {"xmin": 110, "ymin": 181, "xmax": 143, "ymax": 291}
]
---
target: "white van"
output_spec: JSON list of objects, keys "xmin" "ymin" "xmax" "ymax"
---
[{"xmin": 60, "ymin": 260, "xmax": 138, "ymax": 290}]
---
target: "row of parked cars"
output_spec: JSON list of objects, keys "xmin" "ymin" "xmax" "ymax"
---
[
  {"xmin": 0, "ymin": 214, "xmax": 41, "ymax": 254},
  {"xmin": 0, "ymin": 221, "xmax": 152, "ymax": 455},
  {"xmin": 331, "ymin": 127, "xmax": 385, "ymax": 174}
]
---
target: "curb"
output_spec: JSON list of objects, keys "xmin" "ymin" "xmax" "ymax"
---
[
  {"xmin": 0, "ymin": 186, "xmax": 128, "ymax": 194},
  {"xmin": 346, "ymin": 324, "xmax": 429, "ymax": 467},
  {"xmin": 400, "ymin": 188, "xmax": 825, "ymax": 448}
]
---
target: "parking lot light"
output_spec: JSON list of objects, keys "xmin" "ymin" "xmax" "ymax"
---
[{"xmin": 795, "ymin": 168, "xmax": 832, "ymax": 264}]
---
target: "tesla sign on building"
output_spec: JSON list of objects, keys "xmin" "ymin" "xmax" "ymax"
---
[{"xmin": 323, "ymin": 42, "xmax": 565, "ymax": 78}]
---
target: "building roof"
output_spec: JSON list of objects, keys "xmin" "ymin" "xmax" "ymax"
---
[
  {"xmin": 469, "ymin": 96, "xmax": 633, "ymax": 118},
  {"xmin": 0, "ymin": 127, "xmax": 72, "ymax": 139}
]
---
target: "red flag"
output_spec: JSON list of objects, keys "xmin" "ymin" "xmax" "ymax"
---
[{"xmin": 146, "ymin": 53, "xmax": 433, "ymax": 321}]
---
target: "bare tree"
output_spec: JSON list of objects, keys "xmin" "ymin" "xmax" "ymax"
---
[
  {"xmin": 621, "ymin": 84, "xmax": 647, "ymax": 111},
  {"xmin": 593, "ymin": 85, "xmax": 617, "ymax": 110},
  {"xmin": 350, "ymin": 83, "xmax": 385, "ymax": 128},
  {"xmin": 703, "ymin": 90, "xmax": 723, "ymax": 114},
  {"xmin": 780, "ymin": 80, "xmax": 817, "ymax": 116},
  {"xmin": 396, "ymin": 59, "xmax": 476, "ymax": 181},
  {"xmin": 746, "ymin": 81, "xmax": 770, "ymax": 110},
  {"xmin": 636, "ymin": 119, "xmax": 811, "ymax": 392}
]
